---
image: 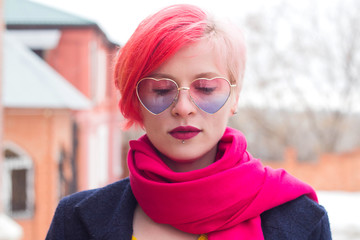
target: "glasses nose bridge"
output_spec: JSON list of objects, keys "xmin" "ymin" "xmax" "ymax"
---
[
  {"xmin": 177, "ymin": 85, "xmax": 194, "ymax": 100},
  {"xmin": 172, "ymin": 85, "xmax": 197, "ymax": 115},
  {"xmin": 178, "ymin": 86, "xmax": 190, "ymax": 91},
  {"xmin": 176, "ymin": 86, "xmax": 191, "ymax": 99},
  {"xmin": 174, "ymin": 86, "xmax": 194, "ymax": 105}
]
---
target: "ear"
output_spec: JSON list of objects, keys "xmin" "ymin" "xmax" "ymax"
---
[
  {"xmin": 230, "ymin": 92, "xmax": 240, "ymax": 115},
  {"xmin": 230, "ymin": 103, "xmax": 238, "ymax": 115}
]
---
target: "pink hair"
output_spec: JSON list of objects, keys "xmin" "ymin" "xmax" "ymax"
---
[{"xmin": 114, "ymin": 4, "xmax": 246, "ymax": 129}]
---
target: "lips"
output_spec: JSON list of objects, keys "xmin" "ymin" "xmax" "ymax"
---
[{"xmin": 169, "ymin": 126, "xmax": 201, "ymax": 140}]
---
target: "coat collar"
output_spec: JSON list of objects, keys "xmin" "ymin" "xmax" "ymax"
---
[{"xmin": 74, "ymin": 179, "xmax": 137, "ymax": 240}]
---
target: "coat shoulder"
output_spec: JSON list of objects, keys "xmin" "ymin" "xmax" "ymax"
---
[
  {"xmin": 46, "ymin": 178, "xmax": 135, "ymax": 240},
  {"xmin": 261, "ymin": 195, "xmax": 332, "ymax": 240},
  {"xmin": 64, "ymin": 177, "xmax": 131, "ymax": 206}
]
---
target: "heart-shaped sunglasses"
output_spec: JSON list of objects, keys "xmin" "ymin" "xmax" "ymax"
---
[{"xmin": 136, "ymin": 77, "xmax": 236, "ymax": 114}]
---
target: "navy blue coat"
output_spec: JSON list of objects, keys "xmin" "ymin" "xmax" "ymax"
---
[{"xmin": 46, "ymin": 178, "xmax": 331, "ymax": 240}]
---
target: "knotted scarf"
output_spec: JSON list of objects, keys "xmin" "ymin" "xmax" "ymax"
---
[{"xmin": 128, "ymin": 127, "xmax": 317, "ymax": 239}]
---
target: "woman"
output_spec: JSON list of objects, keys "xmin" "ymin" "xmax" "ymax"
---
[{"xmin": 46, "ymin": 4, "xmax": 331, "ymax": 240}]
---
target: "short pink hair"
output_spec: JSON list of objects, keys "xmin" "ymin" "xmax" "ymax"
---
[{"xmin": 114, "ymin": 4, "xmax": 246, "ymax": 129}]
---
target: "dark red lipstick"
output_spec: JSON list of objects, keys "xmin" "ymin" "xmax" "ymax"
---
[{"xmin": 169, "ymin": 126, "xmax": 201, "ymax": 140}]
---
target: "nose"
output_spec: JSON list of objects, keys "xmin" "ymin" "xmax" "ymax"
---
[{"xmin": 171, "ymin": 88, "xmax": 197, "ymax": 117}]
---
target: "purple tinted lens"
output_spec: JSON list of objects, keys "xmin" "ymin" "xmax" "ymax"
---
[
  {"xmin": 137, "ymin": 78, "xmax": 178, "ymax": 114},
  {"xmin": 190, "ymin": 78, "xmax": 231, "ymax": 114}
]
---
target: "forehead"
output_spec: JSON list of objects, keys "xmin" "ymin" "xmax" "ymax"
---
[{"xmin": 149, "ymin": 39, "xmax": 228, "ymax": 82}]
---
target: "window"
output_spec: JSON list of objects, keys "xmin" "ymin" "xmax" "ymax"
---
[
  {"xmin": 58, "ymin": 146, "xmax": 77, "ymax": 198},
  {"xmin": 90, "ymin": 40, "xmax": 108, "ymax": 103},
  {"xmin": 3, "ymin": 143, "xmax": 35, "ymax": 218}
]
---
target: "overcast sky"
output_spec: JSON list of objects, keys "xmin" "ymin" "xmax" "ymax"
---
[{"xmin": 32, "ymin": 0, "xmax": 316, "ymax": 45}]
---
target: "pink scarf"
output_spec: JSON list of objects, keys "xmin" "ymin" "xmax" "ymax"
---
[{"xmin": 128, "ymin": 127, "xmax": 317, "ymax": 239}]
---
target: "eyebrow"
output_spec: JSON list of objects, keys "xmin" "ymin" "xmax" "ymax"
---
[
  {"xmin": 148, "ymin": 72, "xmax": 221, "ymax": 80},
  {"xmin": 147, "ymin": 73, "xmax": 175, "ymax": 79},
  {"xmin": 194, "ymin": 72, "xmax": 220, "ymax": 78}
]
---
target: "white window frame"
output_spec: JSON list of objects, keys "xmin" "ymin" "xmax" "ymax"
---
[{"xmin": 2, "ymin": 142, "xmax": 35, "ymax": 219}]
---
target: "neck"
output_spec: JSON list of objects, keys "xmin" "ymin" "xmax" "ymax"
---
[{"xmin": 161, "ymin": 145, "xmax": 218, "ymax": 172}]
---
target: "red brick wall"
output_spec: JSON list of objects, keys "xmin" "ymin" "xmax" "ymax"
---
[
  {"xmin": 4, "ymin": 109, "xmax": 73, "ymax": 240},
  {"xmin": 46, "ymin": 28, "xmax": 94, "ymax": 98},
  {"xmin": 263, "ymin": 148, "xmax": 360, "ymax": 191}
]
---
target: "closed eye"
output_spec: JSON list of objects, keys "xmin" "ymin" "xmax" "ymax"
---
[
  {"xmin": 152, "ymin": 88, "xmax": 173, "ymax": 96},
  {"xmin": 195, "ymin": 87, "xmax": 216, "ymax": 95}
]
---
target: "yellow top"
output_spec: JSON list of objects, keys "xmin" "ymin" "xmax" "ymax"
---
[{"xmin": 132, "ymin": 234, "xmax": 208, "ymax": 240}]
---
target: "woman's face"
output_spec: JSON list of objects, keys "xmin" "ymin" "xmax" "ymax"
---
[{"xmin": 140, "ymin": 39, "xmax": 238, "ymax": 171}]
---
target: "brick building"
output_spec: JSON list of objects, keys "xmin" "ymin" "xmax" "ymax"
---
[{"xmin": 3, "ymin": 0, "xmax": 123, "ymax": 239}]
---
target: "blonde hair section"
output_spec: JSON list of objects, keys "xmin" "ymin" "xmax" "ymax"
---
[{"xmin": 203, "ymin": 14, "xmax": 247, "ymax": 94}]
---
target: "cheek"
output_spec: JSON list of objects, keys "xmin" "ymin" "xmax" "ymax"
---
[
  {"xmin": 141, "ymin": 110, "xmax": 155, "ymax": 132},
  {"xmin": 205, "ymin": 109, "xmax": 231, "ymax": 133},
  {"xmin": 218, "ymin": 101, "xmax": 235, "ymax": 119},
  {"xmin": 143, "ymin": 117, "xmax": 158, "ymax": 132},
  {"xmin": 141, "ymin": 110, "xmax": 168, "ymax": 133}
]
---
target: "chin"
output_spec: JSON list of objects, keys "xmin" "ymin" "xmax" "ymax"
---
[{"xmin": 163, "ymin": 152, "xmax": 201, "ymax": 162}]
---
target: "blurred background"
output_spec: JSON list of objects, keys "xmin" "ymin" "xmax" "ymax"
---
[{"xmin": 0, "ymin": 0, "xmax": 359, "ymax": 239}]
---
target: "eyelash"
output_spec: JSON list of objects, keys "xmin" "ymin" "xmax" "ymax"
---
[
  {"xmin": 195, "ymin": 87, "xmax": 216, "ymax": 94},
  {"xmin": 153, "ymin": 88, "xmax": 173, "ymax": 96}
]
